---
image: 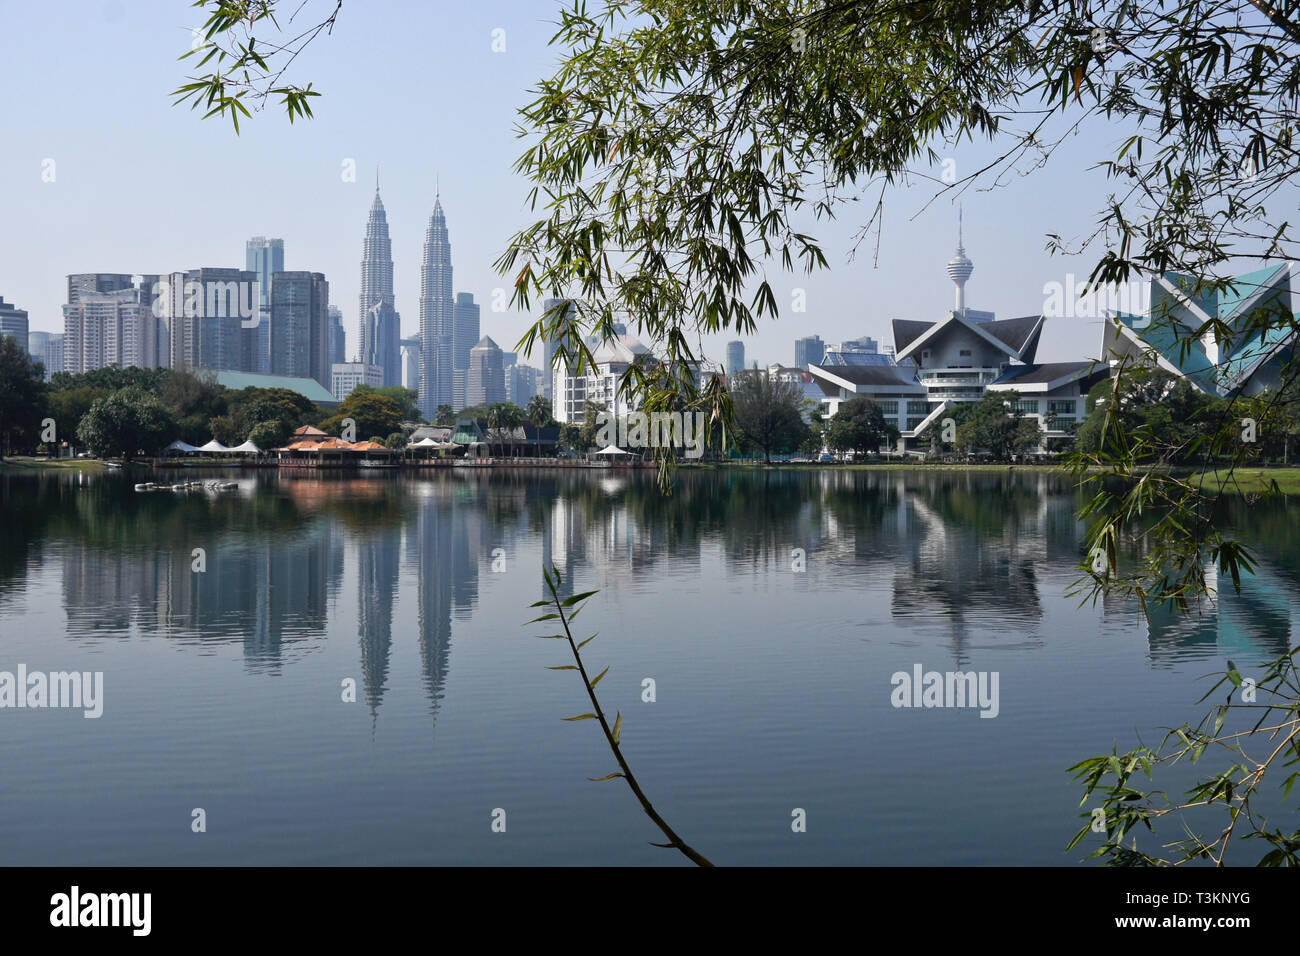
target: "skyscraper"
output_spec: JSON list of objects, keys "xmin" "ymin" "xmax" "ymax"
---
[
  {"xmin": 245, "ymin": 237, "xmax": 283, "ymax": 374},
  {"xmin": 62, "ymin": 282, "xmax": 162, "ymax": 374},
  {"xmin": 67, "ymin": 274, "xmax": 133, "ymax": 305},
  {"xmin": 358, "ymin": 184, "xmax": 402, "ymax": 389},
  {"xmin": 452, "ymin": 292, "xmax": 479, "ymax": 409},
  {"xmin": 328, "ymin": 305, "xmax": 346, "ymax": 367},
  {"xmin": 794, "ymin": 334, "xmax": 824, "ymax": 369},
  {"xmin": 28, "ymin": 330, "xmax": 63, "ymax": 379},
  {"xmin": 419, "ymin": 195, "xmax": 454, "ymax": 417},
  {"xmin": 157, "ymin": 268, "xmax": 254, "ymax": 372},
  {"xmin": 466, "ymin": 336, "xmax": 506, "ymax": 407},
  {"xmin": 725, "ymin": 340, "xmax": 745, "ymax": 376},
  {"xmin": 400, "ymin": 337, "xmax": 421, "ymax": 394},
  {"xmin": 271, "ymin": 271, "xmax": 330, "ymax": 387},
  {"xmin": 0, "ymin": 297, "xmax": 29, "ymax": 354}
]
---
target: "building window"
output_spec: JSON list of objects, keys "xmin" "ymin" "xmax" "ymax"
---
[
  {"xmin": 959, "ymin": 349, "xmax": 971, "ymax": 357},
  {"xmin": 1048, "ymin": 399, "xmax": 1076, "ymax": 416},
  {"xmin": 1011, "ymin": 399, "xmax": 1039, "ymax": 415},
  {"xmin": 921, "ymin": 350, "xmax": 931, "ymax": 360},
  {"xmin": 878, "ymin": 400, "xmax": 899, "ymax": 415},
  {"xmin": 907, "ymin": 400, "xmax": 929, "ymax": 415}
]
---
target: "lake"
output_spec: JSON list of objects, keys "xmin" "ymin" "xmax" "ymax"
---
[{"xmin": 1, "ymin": 467, "xmax": 1295, "ymax": 865}]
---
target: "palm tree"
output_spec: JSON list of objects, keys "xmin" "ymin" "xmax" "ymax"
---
[{"xmin": 525, "ymin": 394, "xmax": 553, "ymax": 427}]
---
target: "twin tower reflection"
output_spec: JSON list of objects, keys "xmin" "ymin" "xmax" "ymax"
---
[{"xmin": 21, "ymin": 468, "xmax": 1300, "ymax": 720}]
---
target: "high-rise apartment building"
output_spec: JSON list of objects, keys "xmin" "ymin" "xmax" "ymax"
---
[
  {"xmin": 794, "ymin": 334, "xmax": 825, "ymax": 369},
  {"xmin": 66, "ymin": 274, "xmax": 134, "ymax": 306},
  {"xmin": 245, "ymin": 237, "xmax": 283, "ymax": 374},
  {"xmin": 328, "ymin": 305, "xmax": 346, "ymax": 367},
  {"xmin": 0, "ymin": 296, "xmax": 29, "ymax": 354},
  {"xmin": 452, "ymin": 292, "xmax": 479, "ymax": 408},
  {"xmin": 156, "ymin": 268, "xmax": 255, "ymax": 372},
  {"xmin": 28, "ymin": 330, "xmax": 64, "ymax": 378},
  {"xmin": 271, "ymin": 271, "xmax": 330, "ymax": 387},
  {"xmin": 62, "ymin": 281, "xmax": 164, "ymax": 374},
  {"xmin": 725, "ymin": 340, "xmax": 745, "ymax": 376}
]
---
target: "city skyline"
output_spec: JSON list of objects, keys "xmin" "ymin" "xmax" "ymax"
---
[{"xmin": 0, "ymin": 1, "xmax": 1216, "ymax": 380}]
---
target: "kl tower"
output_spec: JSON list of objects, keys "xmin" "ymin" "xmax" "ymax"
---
[{"xmin": 946, "ymin": 205, "xmax": 974, "ymax": 313}]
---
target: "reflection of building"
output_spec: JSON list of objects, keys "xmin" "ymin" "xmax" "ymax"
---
[
  {"xmin": 357, "ymin": 526, "xmax": 401, "ymax": 718},
  {"xmin": 61, "ymin": 517, "xmax": 343, "ymax": 672}
]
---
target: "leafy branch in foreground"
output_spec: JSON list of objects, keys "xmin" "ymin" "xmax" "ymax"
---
[
  {"xmin": 1067, "ymin": 647, "xmax": 1300, "ymax": 866},
  {"xmin": 528, "ymin": 566, "xmax": 714, "ymax": 866},
  {"xmin": 172, "ymin": 0, "xmax": 339, "ymax": 132}
]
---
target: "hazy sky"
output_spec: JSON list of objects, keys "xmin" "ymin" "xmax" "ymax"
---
[{"xmin": 1, "ymin": 1, "xmax": 1285, "ymax": 370}]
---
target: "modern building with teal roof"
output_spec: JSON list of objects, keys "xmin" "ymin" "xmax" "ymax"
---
[{"xmin": 1101, "ymin": 264, "xmax": 1298, "ymax": 397}]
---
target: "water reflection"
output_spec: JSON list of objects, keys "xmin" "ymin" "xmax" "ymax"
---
[{"xmin": 1, "ymin": 468, "xmax": 1295, "ymax": 686}]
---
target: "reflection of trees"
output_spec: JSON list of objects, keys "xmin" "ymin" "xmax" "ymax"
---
[{"xmin": 7, "ymin": 465, "xmax": 1300, "ymax": 694}]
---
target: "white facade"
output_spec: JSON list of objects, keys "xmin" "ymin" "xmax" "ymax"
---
[{"xmin": 331, "ymin": 361, "xmax": 384, "ymax": 402}]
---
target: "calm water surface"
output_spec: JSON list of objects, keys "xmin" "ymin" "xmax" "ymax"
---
[{"xmin": 1, "ymin": 467, "xmax": 1296, "ymax": 865}]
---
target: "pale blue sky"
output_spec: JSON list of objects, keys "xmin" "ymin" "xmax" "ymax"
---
[{"xmin": 0, "ymin": 0, "xmax": 1275, "ymax": 369}]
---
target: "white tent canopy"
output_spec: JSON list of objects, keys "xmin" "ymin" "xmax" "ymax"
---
[
  {"xmin": 229, "ymin": 440, "xmax": 261, "ymax": 453},
  {"xmin": 407, "ymin": 436, "xmax": 439, "ymax": 448},
  {"xmin": 594, "ymin": 445, "xmax": 631, "ymax": 456},
  {"xmin": 165, "ymin": 439, "xmax": 199, "ymax": 453},
  {"xmin": 198, "ymin": 439, "xmax": 232, "ymax": 453}
]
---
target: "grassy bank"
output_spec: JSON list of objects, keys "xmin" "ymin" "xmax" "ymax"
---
[{"xmin": 0, "ymin": 456, "xmax": 108, "ymax": 474}]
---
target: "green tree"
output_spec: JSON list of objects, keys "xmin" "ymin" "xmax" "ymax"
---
[
  {"xmin": 486, "ymin": 402, "xmax": 525, "ymax": 457},
  {"xmin": 579, "ymin": 400, "xmax": 607, "ymax": 451},
  {"xmin": 526, "ymin": 394, "xmax": 555, "ymax": 426},
  {"xmin": 434, "ymin": 404, "xmax": 455, "ymax": 426},
  {"xmin": 729, "ymin": 371, "xmax": 808, "ymax": 463},
  {"xmin": 0, "ymin": 337, "xmax": 49, "ymax": 458},
  {"xmin": 319, "ymin": 389, "xmax": 404, "ymax": 440},
  {"xmin": 825, "ymin": 397, "xmax": 897, "ymax": 458},
  {"xmin": 369, "ymin": 385, "xmax": 420, "ymax": 421},
  {"xmin": 952, "ymin": 392, "xmax": 1042, "ymax": 460},
  {"xmin": 384, "ymin": 431, "xmax": 407, "ymax": 450},
  {"xmin": 76, "ymin": 386, "xmax": 177, "ymax": 460},
  {"xmin": 47, "ymin": 386, "xmax": 111, "ymax": 451},
  {"xmin": 247, "ymin": 419, "xmax": 286, "ymax": 450}
]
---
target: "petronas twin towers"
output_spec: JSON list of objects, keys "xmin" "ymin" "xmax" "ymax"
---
[
  {"xmin": 418, "ymin": 196, "xmax": 454, "ymax": 417},
  {"xmin": 358, "ymin": 179, "xmax": 463, "ymax": 419}
]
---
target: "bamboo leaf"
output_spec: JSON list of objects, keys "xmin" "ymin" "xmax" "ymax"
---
[
  {"xmin": 611, "ymin": 711, "xmax": 622, "ymax": 745},
  {"xmin": 565, "ymin": 713, "xmax": 598, "ymax": 721},
  {"xmin": 588, "ymin": 772, "xmax": 625, "ymax": 782}
]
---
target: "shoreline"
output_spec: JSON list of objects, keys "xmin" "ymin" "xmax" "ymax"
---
[{"xmin": 5, "ymin": 456, "xmax": 1299, "ymax": 492}]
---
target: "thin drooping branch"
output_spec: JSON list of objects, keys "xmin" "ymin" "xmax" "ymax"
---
[{"xmin": 530, "ymin": 566, "xmax": 714, "ymax": 867}]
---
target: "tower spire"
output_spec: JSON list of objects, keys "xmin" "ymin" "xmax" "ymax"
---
[
  {"xmin": 376, "ymin": 164, "xmax": 380, "ymax": 193},
  {"xmin": 946, "ymin": 204, "xmax": 974, "ymax": 312}
]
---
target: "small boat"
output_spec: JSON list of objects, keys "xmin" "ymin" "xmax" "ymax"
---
[
  {"xmin": 134, "ymin": 483, "xmax": 150, "ymax": 492},
  {"xmin": 105, "ymin": 461, "xmax": 122, "ymax": 470}
]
